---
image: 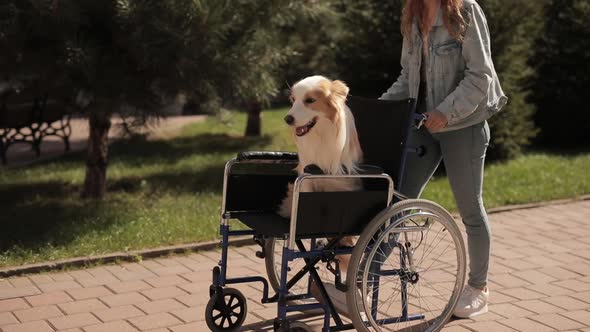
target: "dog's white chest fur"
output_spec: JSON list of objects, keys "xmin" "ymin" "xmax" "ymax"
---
[{"xmin": 296, "ymin": 118, "xmax": 345, "ymax": 175}]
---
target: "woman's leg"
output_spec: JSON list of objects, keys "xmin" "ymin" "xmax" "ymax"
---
[
  {"xmin": 398, "ymin": 127, "xmax": 442, "ymax": 198},
  {"xmin": 436, "ymin": 121, "xmax": 491, "ymax": 289}
]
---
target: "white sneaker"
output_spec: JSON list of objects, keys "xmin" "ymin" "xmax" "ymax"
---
[{"xmin": 453, "ymin": 285, "xmax": 489, "ymax": 318}]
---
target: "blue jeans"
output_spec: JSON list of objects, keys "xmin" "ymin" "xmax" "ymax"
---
[{"xmin": 399, "ymin": 121, "xmax": 491, "ymax": 289}]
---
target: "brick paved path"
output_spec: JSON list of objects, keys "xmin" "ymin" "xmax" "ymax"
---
[{"xmin": 1, "ymin": 200, "xmax": 590, "ymax": 331}]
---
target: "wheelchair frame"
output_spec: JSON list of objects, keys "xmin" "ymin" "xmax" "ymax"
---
[
  {"xmin": 208, "ymin": 98, "xmax": 464, "ymax": 332},
  {"xmin": 217, "ymin": 159, "xmax": 397, "ymax": 329}
]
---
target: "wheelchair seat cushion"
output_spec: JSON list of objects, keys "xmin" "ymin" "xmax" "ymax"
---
[
  {"xmin": 231, "ymin": 189, "xmax": 388, "ymax": 239},
  {"xmin": 234, "ymin": 212, "xmax": 290, "ymax": 237}
]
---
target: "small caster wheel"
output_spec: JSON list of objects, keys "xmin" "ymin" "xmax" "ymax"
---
[
  {"xmin": 205, "ymin": 287, "xmax": 247, "ymax": 331},
  {"xmin": 289, "ymin": 321, "xmax": 313, "ymax": 331}
]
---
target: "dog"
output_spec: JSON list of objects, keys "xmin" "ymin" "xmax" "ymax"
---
[
  {"xmin": 278, "ymin": 75, "xmax": 363, "ymax": 218},
  {"xmin": 277, "ymin": 76, "xmax": 363, "ymax": 274}
]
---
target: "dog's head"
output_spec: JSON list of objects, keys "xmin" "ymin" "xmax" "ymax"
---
[{"xmin": 285, "ymin": 75, "xmax": 349, "ymax": 137}]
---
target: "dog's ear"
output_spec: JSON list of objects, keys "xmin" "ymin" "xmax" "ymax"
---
[{"xmin": 330, "ymin": 80, "xmax": 349, "ymax": 101}]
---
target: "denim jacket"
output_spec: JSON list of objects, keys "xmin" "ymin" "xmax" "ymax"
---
[{"xmin": 380, "ymin": 0, "xmax": 507, "ymax": 131}]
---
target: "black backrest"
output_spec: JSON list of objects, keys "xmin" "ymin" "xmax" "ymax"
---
[
  {"xmin": 346, "ymin": 95, "xmax": 413, "ymax": 188},
  {"xmin": 225, "ymin": 162, "xmax": 297, "ymax": 213},
  {"xmin": 224, "ymin": 96, "xmax": 415, "ymax": 237},
  {"xmin": 290, "ymin": 96, "xmax": 415, "ymax": 238}
]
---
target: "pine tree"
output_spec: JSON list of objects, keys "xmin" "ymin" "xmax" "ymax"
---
[
  {"xmin": 530, "ymin": 0, "xmax": 590, "ymax": 147},
  {"xmin": 478, "ymin": 0, "xmax": 544, "ymax": 160},
  {"xmin": 0, "ymin": 0, "xmax": 322, "ymax": 198},
  {"xmin": 214, "ymin": 1, "xmax": 326, "ymax": 137},
  {"xmin": 278, "ymin": 1, "xmax": 342, "ymax": 85},
  {"xmin": 333, "ymin": 0, "xmax": 405, "ymax": 97}
]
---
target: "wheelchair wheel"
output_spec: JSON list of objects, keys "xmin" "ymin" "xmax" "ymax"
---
[
  {"xmin": 205, "ymin": 287, "xmax": 247, "ymax": 332},
  {"xmin": 346, "ymin": 199, "xmax": 466, "ymax": 332}
]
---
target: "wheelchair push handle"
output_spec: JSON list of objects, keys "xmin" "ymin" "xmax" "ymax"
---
[
  {"xmin": 413, "ymin": 113, "xmax": 428, "ymax": 130},
  {"xmin": 406, "ymin": 113, "xmax": 428, "ymax": 157}
]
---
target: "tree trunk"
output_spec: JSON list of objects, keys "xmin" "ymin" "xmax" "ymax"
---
[
  {"xmin": 244, "ymin": 100, "xmax": 262, "ymax": 137},
  {"xmin": 82, "ymin": 111, "xmax": 111, "ymax": 199}
]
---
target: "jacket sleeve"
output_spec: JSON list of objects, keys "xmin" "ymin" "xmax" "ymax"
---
[
  {"xmin": 380, "ymin": 37, "xmax": 411, "ymax": 100},
  {"xmin": 436, "ymin": 3, "xmax": 494, "ymax": 124}
]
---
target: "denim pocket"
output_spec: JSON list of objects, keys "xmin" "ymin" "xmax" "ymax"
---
[
  {"xmin": 434, "ymin": 40, "xmax": 462, "ymax": 73},
  {"xmin": 434, "ymin": 40, "xmax": 461, "ymax": 56}
]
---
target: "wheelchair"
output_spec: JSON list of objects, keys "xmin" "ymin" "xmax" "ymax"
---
[{"xmin": 206, "ymin": 96, "xmax": 467, "ymax": 331}]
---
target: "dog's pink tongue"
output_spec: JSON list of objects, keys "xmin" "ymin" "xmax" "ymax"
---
[{"xmin": 296, "ymin": 126, "xmax": 306, "ymax": 136}]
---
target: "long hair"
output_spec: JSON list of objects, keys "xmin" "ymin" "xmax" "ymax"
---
[{"xmin": 401, "ymin": 0, "xmax": 467, "ymax": 41}]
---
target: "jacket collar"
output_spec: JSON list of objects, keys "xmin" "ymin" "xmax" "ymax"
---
[{"xmin": 412, "ymin": 1, "xmax": 444, "ymax": 39}]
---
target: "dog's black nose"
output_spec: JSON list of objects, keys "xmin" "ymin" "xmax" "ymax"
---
[{"xmin": 284, "ymin": 115, "xmax": 294, "ymax": 125}]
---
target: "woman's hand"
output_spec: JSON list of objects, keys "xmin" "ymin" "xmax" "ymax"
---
[{"xmin": 424, "ymin": 110, "xmax": 448, "ymax": 132}]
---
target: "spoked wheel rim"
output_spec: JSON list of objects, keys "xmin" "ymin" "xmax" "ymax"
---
[
  {"xmin": 348, "ymin": 199, "xmax": 466, "ymax": 332},
  {"xmin": 206, "ymin": 288, "xmax": 247, "ymax": 331}
]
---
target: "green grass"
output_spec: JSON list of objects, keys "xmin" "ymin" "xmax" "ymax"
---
[
  {"xmin": 1, "ymin": 108, "xmax": 589, "ymax": 268},
  {"xmin": 423, "ymin": 153, "xmax": 590, "ymax": 210}
]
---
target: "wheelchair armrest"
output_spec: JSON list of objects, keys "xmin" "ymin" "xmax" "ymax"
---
[
  {"xmin": 303, "ymin": 164, "xmax": 384, "ymax": 175},
  {"xmin": 236, "ymin": 151, "xmax": 298, "ymax": 162}
]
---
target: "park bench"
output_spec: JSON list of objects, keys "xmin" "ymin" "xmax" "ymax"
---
[{"xmin": 0, "ymin": 85, "xmax": 72, "ymax": 165}]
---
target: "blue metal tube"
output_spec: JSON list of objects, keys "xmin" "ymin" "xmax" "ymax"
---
[
  {"xmin": 371, "ymin": 273, "xmax": 381, "ymax": 319},
  {"xmin": 378, "ymin": 269, "xmax": 404, "ymax": 277},
  {"xmin": 218, "ymin": 225, "xmax": 256, "ymax": 285},
  {"xmin": 400, "ymin": 246, "xmax": 409, "ymax": 319},
  {"xmin": 225, "ymin": 276, "xmax": 270, "ymax": 303},
  {"xmin": 219, "ymin": 224, "xmax": 230, "ymax": 285},
  {"xmin": 307, "ymin": 238, "xmax": 318, "ymax": 297},
  {"xmin": 277, "ymin": 245, "xmax": 290, "ymax": 320},
  {"xmin": 290, "ymin": 247, "xmax": 353, "ymax": 259}
]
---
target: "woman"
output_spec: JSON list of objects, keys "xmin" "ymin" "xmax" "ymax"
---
[{"xmin": 380, "ymin": 0, "xmax": 507, "ymax": 318}]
